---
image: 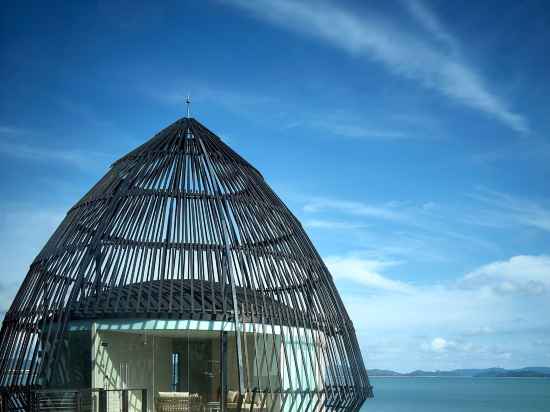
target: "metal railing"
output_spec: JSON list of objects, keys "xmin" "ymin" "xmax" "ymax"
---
[
  {"xmin": 101, "ymin": 389, "xmax": 148, "ymax": 412},
  {"xmin": 32, "ymin": 389, "xmax": 92, "ymax": 412},
  {"xmin": 0, "ymin": 388, "xmax": 26, "ymax": 412},
  {"xmin": 28, "ymin": 388, "xmax": 147, "ymax": 412}
]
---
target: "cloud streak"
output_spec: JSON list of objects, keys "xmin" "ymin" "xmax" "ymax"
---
[
  {"xmin": 462, "ymin": 255, "xmax": 550, "ymax": 295},
  {"xmin": 340, "ymin": 253, "xmax": 550, "ymax": 369},
  {"xmin": 302, "ymin": 195, "xmax": 499, "ymax": 256},
  {"xmin": 0, "ymin": 206, "xmax": 65, "ymax": 318},
  {"xmin": 0, "ymin": 126, "xmax": 110, "ymax": 171},
  {"xmin": 311, "ymin": 119, "xmax": 413, "ymax": 141},
  {"xmin": 404, "ymin": 0, "xmax": 457, "ymax": 50},
  {"xmin": 303, "ymin": 219, "xmax": 367, "ymax": 230},
  {"xmin": 325, "ymin": 255, "xmax": 414, "ymax": 293},
  {"xmin": 143, "ymin": 81, "xmax": 278, "ymax": 118},
  {"xmin": 471, "ymin": 189, "xmax": 550, "ymax": 232},
  {"xmin": 304, "ymin": 198, "xmax": 404, "ymax": 221},
  {"xmin": 229, "ymin": 0, "xmax": 528, "ymax": 133}
]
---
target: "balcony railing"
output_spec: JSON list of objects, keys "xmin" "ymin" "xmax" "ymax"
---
[{"xmin": 0, "ymin": 388, "xmax": 148, "ymax": 412}]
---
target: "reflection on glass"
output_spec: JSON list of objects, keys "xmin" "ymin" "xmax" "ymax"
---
[
  {"xmin": 44, "ymin": 328, "xmax": 92, "ymax": 388},
  {"xmin": 44, "ymin": 324, "xmax": 303, "ymax": 411},
  {"xmin": 171, "ymin": 352, "xmax": 181, "ymax": 392},
  {"xmin": 163, "ymin": 331, "xmax": 222, "ymax": 411},
  {"xmin": 188, "ymin": 332, "xmax": 221, "ymax": 408}
]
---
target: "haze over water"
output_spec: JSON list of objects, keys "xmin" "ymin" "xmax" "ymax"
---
[{"xmin": 364, "ymin": 377, "xmax": 550, "ymax": 411}]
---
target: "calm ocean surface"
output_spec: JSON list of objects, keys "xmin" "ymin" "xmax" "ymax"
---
[{"xmin": 363, "ymin": 377, "xmax": 550, "ymax": 411}]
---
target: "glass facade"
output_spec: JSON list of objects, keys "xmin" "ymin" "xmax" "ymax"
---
[
  {"xmin": 43, "ymin": 327, "xmax": 92, "ymax": 389},
  {"xmin": 171, "ymin": 331, "xmax": 223, "ymax": 406},
  {"xmin": 92, "ymin": 328, "xmax": 242, "ymax": 411},
  {"xmin": 35, "ymin": 320, "xmax": 321, "ymax": 412}
]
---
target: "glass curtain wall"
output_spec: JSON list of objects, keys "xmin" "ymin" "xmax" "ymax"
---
[
  {"xmin": 162, "ymin": 329, "xmax": 282, "ymax": 412},
  {"xmin": 43, "ymin": 323, "xmax": 297, "ymax": 412},
  {"xmin": 42, "ymin": 327, "xmax": 92, "ymax": 389},
  {"xmin": 170, "ymin": 331, "xmax": 222, "ymax": 411}
]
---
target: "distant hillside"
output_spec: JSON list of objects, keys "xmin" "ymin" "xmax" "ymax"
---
[
  {"xmin": 368, "ymin": 367, "xmax": 550, "ymax": 378},
  {"xmin": 368, "ymin": 369, "xmax": 402, "ymax": 376},
  {"xmin": 474, "ymin": 367, "xmax": 550, "ymax": 378}
]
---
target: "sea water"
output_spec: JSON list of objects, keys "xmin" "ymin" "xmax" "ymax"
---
[{"xmin": 363, "ymin": 377, "xmax": 550, "ymax": 411}]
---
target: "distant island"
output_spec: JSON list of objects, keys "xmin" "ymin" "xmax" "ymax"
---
[{"xmin": 369, "ymin": 367, "xmax": 550, "ymax": 378}]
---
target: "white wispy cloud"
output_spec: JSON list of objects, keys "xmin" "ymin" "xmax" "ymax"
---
[
  {"xmin": 462, "ymin": 255, "xmax": 550, "ymax": 295},
  {"xmin": 337, "ymin": 253, "xmax": 550, "ymax": 369},
  {"xmin": 0, "ymin": 206, "xmax": 65, "ymax": 317},
  {"xmin": 404, "ymin": 0, "xmax": 457, "ymax": 50},
  {"xmin": 461, "ymin": 326, "xmax": 495, "ymax": 337},
  {"xmin": 470, "ymin": 189, "xmax": 550, "ymax": 232},
  {"xmin": 420, "ymin": 337, "xmax": 506, "ymax": 356},
  {"xmin": 143, "ymin": 81, "xmax": 277, "ymax": 117},
  {"xmin": 302, "ymin": 194, "xmax": 499, "ymax": 260},
  {"xmin": 303, "ymin": 108, "xmax": 451, "ymax": 141},
  {"xmin": 423, "ymin": 337, "xmax": 457, "ymax": 353},
  {"xmin": 0, "ymin": 126, "xmax": 110, "ymax": 171},
  {"xmin": 324, "ymin": 255, "xmax": 414, "ymax": 293},
  {"xmin": 229, "ymin": 0, "xmax": 528, "ymax": 133},
  {"xmin": 304, "ymin": 198, "xmax": 404, "ymax": 221},
  {"xmin": 303, "ymin": 219, "xmax": 367, "ymax": 230},
  {"xmin": 311, "ymin": 120, "xmax": 412, "ymax": 140}
]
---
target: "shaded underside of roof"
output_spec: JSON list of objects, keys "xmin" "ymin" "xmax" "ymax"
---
[{"xmin": 70, "ymin": 279, "xmax": 323, "ymax": 330}]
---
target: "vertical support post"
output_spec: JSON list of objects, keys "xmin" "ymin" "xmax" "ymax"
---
[
  {"xmin": 1, "ymin": 391, "xmax": 7, "ymax": 412},
  {"xmin": 75, "ymin": 390, "xmax": 81, "ymax": 412},
  {"xmin": 220, "ymin": 331, "xmax": 228, "ymax": 412},
  {"xmin": 98, "ymin": 389, "xmax": 107, "ymax": 412},
  {"xmin": 194, "ymin": 123, "xmax": 246, "ymax": 396},
  {"xmin": 122, "ymin": 389, "xmax": 129, "ymax": 412},
  {"xmin": 141, "ymin": 389, "xmax": 147, "ymax": 412},
  {"xmin": 28, "ymin": 390, "xmax": 35, "ymax": 412}
]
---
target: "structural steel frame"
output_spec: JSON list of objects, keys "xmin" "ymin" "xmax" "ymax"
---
[{"xmin": 0, "ymin": 117, "xmax": 373, "ymax": 411}]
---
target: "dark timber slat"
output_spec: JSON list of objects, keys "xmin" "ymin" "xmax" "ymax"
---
[{"xmin": 0, "ymin": 117, "xmax": 372, "ymax": 411}]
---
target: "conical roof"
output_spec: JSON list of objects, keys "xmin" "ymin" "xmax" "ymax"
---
[{"xmin": 0, "ymin": 117, "xmax": 372, "ymax": 409}]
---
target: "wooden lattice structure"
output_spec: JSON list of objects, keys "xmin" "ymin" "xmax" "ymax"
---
[{"xmin": 0, "ymin": 117, "xmax": 372, "ymax": 411}]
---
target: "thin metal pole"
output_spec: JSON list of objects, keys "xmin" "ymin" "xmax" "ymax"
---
[
  {"xmin": 141, "ymin": 389, "xmax": 147, "ymax": 412},
  {"xmin": 98, "ymin": 389, "xmax": 106, "ymax": 412},
  {"xmin": 122, "ymin": 389, "xmax": 128, "ymax": 412}
]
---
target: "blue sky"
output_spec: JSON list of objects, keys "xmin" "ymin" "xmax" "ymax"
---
[{"xmin": 1, "ymin": 0, "xmax": 549, "ymax": 372}]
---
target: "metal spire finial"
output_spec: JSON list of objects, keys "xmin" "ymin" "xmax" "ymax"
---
[{"xmin": 186, "ymin": 95, "xmax": 191, "ymax": 118}]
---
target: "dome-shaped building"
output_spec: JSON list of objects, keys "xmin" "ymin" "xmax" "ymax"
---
[{"xmin": 0, "ymin": 117, "xmax": 372, "ymax": 412}]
